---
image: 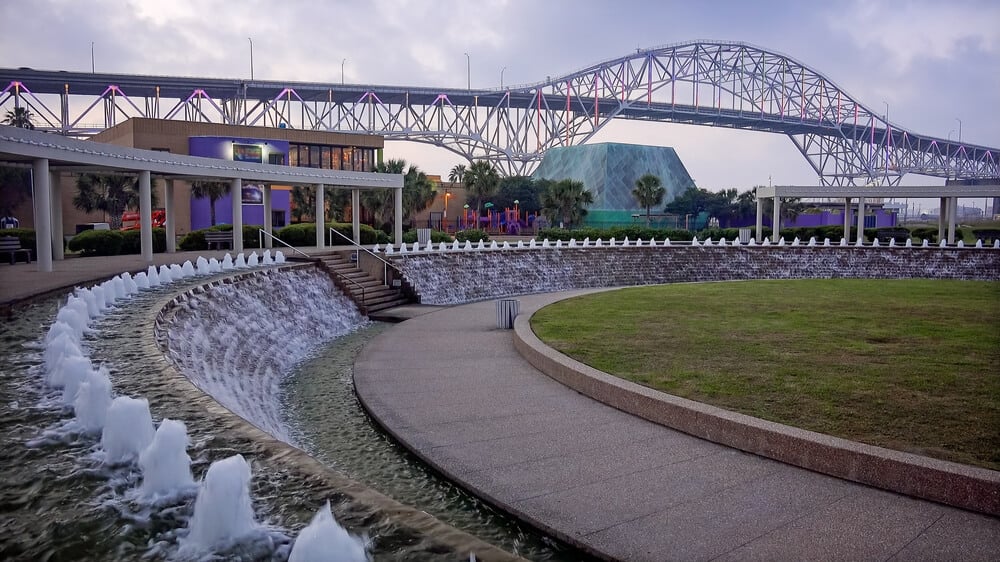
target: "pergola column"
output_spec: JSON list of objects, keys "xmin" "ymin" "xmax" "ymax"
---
[
  {"xmin": 947, "ymin": 197, "xmax": 957, "ymax": 244},
  {"xmin": 139, "ymin": 170, "xmax": 153, "ymax": 261},
  {"xmin": 263, "ymin": 184, "xmax": 273, "ymax": 249},
  {"xmin": 394, "ymin": 186, "xmax": 403, "ymax": 244},
  {"xmin": 938, "ymin": 197, "xmax": 947, "ymax": 242},
  {"xmin": 49, "ymin": 170, "xmax": 63, "ymax": 260},
  {"xmin": 164, "ymin": 179, "xmax": 176, "ymax": 253},
  {"xmin": 315, "ymin": 183, "xmax": 325, "ymax": 248},
  {"xmin": 754, "ymin": 197, "xmax": 763, "ymax": 242},
  {"xmin": 771, "ymin": 196, "xmax": 781, "ymax": 242},
  {"xmin": 32, "ymin": 158, "xmax": 52, "ymax": 272},
  {"xmin": 843, "ymin": 197, "xmax": 852, "ymax": 242},
  {"xmin": 230, "ymin": 178, "xmax": 243, "ymax": 253},
  {"xmin": 856, "ymin": 197, "xmax": 866, "ymax": 245},
  {"xmin": 351, "ymin": 188, "xmax": 360, "ymax": 244}
]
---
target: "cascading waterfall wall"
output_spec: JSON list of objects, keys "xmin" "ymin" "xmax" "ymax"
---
[
  {"xmin": 165, "ymin": 267, "xmax": 366, "ymax": 443},
  {"xmin": 392, "ymin": 246, "xmax": 1000, "ymax": 305}
]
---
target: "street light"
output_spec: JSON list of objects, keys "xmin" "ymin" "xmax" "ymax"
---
[
  {"xmin": 464, "ymin": 52, "xmax": 470, "ymax": 90},
  {"xmin": 882, "ymin": 100, "xmax": 889, "ymax": 122},
  {"xmin": 955, "ymin": 117, "xmax": 962, "ymax": 142},
  {"xmin": 90, "ymin": 42, "xmax": 95, "ymax": 73},
  {"xmin": 341, "ymin": 58, "xmax": 346, "ymax": 85},
  {"xmin": 501, "ymin": 66, "xmax": 506, "ymax": 89},
  {"xmin": 248, "ymin": 37, "xmax": 254, "ymax": 80}
]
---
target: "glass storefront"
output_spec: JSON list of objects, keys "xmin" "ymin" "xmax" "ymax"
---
[{"xmin": 289, "ymin": 143, "xmax": 374, "ymax": 171}]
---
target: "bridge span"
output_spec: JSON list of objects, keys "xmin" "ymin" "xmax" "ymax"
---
[{"xmin": 2, "ymin": 41, "xmax": 997, "ymax": 184}]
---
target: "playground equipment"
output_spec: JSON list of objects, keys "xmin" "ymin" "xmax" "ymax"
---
[{"xmin": 121, "ymin": 209, "xmax": 166, "ymax": 231}]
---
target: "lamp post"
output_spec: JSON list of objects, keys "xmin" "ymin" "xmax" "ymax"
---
[
  {"xmin": 248, "ymin": 37, "xmax": 254, "ymax": 80},
  {"xmin": 501, "ymin": 66, "xmax": 506, "ymax": 89},
  {"xmin": 341, "ymin": 58, "xmax": 346, "ymax": 85},
  {"xmin": 464, "ymin": 52, "xmax": 470, "ymax": 90},
  {"xmin": 91, "ymin": 42, "xmax": 95, "ymax": 73},
  {"xmin": 955, "ymin": 117, "xmax": 962, "ymax": 142},
  {"xmin": 882, "ymin": 100, "xmax": 888, "ymax": 122}
]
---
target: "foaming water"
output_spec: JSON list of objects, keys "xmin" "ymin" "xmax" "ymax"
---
[{"xmin": 165, "ymin": 268, "xmax": 367, "ymax": 442}]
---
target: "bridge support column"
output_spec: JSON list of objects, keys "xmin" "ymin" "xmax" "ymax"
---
[
  {"xmin": 771, "ymin": 196, "xmax": 781, "ymax": 243},
  {"xmin": 263, "ymin": 184, "xmax": 273, "ymax": 249},
  {"xmin": 843, "ymin": 198, "xmax": 852, "ymax": 243},
  {"xmin": 139, "ymin": 170, "xmax": 153, "ymax": 262},
  {"xmin": 31, "ymin": 158, "xmax": 52, "ymax": 272},
  {"xmin": 165, "ymin": 179, "xmax": 176, "ymax": 253},
  {"xmin": 315, "ymin": 183, "xmax": 325, "ymax": 248},
  {"xmin": 394, "ymin": 186, "xmax": 403, "ymax": 244},
  {"xmin": 50, "ymin": 171, "xmax": 64, "ymax": 261},
  {"xmin": 856, "ymin": 197, "xmax": 866, "ymax": 245},
  {"xmin": 351, "ymin": 189, "xmax": 360, "ymax": 244},
  {"xmin": 755, "ymin": 197, "xmax": 764, "ymax": 242},
  {"xmin": 231, "ymin": 178, "xmax": 243, "ymax": 254}
]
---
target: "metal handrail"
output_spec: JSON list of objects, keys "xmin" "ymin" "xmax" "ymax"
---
[
  {"xmin": 328, "ymin": 227, "xmax": 401, "ymax": 286},
  {"xmin": 257, "ymin": 229, "xmax": 311, "ymax": 258}
]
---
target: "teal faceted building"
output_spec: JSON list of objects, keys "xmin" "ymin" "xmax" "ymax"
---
[{"xmin": 531, "ymin": 142, "xmax": 696, "ymax": 227}]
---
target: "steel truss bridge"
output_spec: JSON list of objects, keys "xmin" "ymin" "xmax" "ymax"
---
[{"xmin": 1, "ymin": 41, "xmax": 997, "ymax": 184}]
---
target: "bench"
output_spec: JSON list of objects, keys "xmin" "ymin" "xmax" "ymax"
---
[
  {"xmin": 874, "ymin": 228, "xmax": 910, "ymax": 244},
  {"xmin": 204, "ymin": 230, "xmax": 234, "ymax": 250},
  {"xmin": 0, "ymin": 236, "xmax": 31, "ymax": 265}
]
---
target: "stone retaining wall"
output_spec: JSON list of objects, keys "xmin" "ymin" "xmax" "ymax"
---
[{"xmin": 392, "ymin": 246, "xmax": 1000, "ymax": 305}]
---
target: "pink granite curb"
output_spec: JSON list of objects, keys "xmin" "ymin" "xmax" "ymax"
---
[{"xmin": 512, "ymin": 305, "xmax": 1000, "ymax": 517}]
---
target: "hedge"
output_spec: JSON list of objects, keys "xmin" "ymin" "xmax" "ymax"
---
[
  {"xmin": 120, "ymin": 228, "xmax": 167, "ymax": 254},
  {"xmin": 68, "ymin": 229, "xmax": 123, "ymax": 256},
  {"xmin": 454, "ymin": 229, "xmax": 490, "ymax": 243}
]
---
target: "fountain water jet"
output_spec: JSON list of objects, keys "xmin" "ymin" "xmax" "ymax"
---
[
  {"xmin": 180, "ymin": 454, "xmax": 258, "ymax": 553},
  {"xmin": 101, "ymin": 396, "xmax": 155, "ymax": 464},
  {"xmin": 289, "ymin": 501, "xmax": 368, "ymax": 562},
  {"xmin": 73, "ymin": 366, "xmax": 113, "ymax": 433},
  {"xmin": 138, "ymin": 418, "xmax": 196, "ymax": 499}
]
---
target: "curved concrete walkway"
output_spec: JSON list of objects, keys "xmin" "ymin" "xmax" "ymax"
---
[{"xmin": 354, "ymin": 290, "xmax": 1000, "ymax": 562}]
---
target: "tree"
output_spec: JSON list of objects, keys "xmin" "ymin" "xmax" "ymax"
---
[
  {"xmin": 464, "ymin": 160, "xmax": 499, "ymax": 214},
  {"xmin": 493, "ymin": 175, "xmax": 542, "ymax": 217},
  {"xmin": 448, "ymin": 164, "xmax": 466, "ymax": 185},
  {"xmin": 539, "ymin": 178, "xmax": 594, "ymax": 228},
  {"xmin": 73, "ymin": 173, "xmax": 156, "ymax": 229},
  {"xmin": 190, "ymin": 180, "xmax": 229, "ymax": 226},
  {"xmin": 0, "ymin": 165, "xmax": 32, "ymax": 216},
  {"xmin": 632, "ymin": 173, "xmax": 666, "ymax": 227},
  {"xmin": 401, "ymin": 163, "xmax": 435, "ymax": 226},
  {"xmin": 2, "ymin": 107, "xmax": 35, "ymax": 129}
]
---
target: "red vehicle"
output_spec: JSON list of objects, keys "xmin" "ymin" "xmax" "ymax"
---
[{"xmin": 120, "ymin": 209, "xmax": 166, "ymax": 230}]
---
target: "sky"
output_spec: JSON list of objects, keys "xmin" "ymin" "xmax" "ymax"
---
[{"xmin": 1, "ymin": 0, "xmax": 998, "ymax": 211}]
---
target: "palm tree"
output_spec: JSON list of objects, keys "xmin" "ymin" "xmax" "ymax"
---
[
  {"xmin": 190, "ymin": 180, "xmax": 229, "ymax": 226},
  {"xmin": 448, "ymin": 164, "xmax": 466, "ymax": 185},
  {"xmin": 2, "ymin": 107, "xmax": 35, "ymax": 129},
  {"xmin": 401, "ymin": 163, "xmax": 435, "ymax": 225},
  {"xmin": 464, "ymin": 160, "xmax": 499, "ymax": 214},
  {"xmin": 73, "ymin": 173, "xmax": 155, "ymax": 229},
  {"xmin": 631, "ymin": 173, "xmax": 665, "ymax": 227},
  {"xmin": 540, "ymin": 179, "xmax": 594, "ymax": 229}
]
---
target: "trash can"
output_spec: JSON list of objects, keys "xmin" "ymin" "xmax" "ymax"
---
[
  {"xmin": 739, "ymin": 227, "xmax": 752, "ymax": 244},
  {"xmin": 496, "ymin": 298, "xmax": 519, "ymax": 329},
  {"xmin": 416, "ymin": 228, "xmax": 432, "ymax": 247}
]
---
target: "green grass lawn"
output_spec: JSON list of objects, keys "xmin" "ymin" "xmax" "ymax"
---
[{"xmin": 531, "ymin": 279, "xmax": 1000, "ymax": 470}]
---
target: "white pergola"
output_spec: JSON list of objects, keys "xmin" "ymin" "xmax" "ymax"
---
[
  {"xmin": 0, "ymin": 125, "xmax": 403, "ymax": 272},
  {"xmin": 755, "ymin": 184, "xmax": 1000, "ymax": 244}
]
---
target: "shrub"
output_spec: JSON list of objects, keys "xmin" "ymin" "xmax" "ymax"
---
[
  {"xmin": 68, "ymin": 229, "xmax": 123, "ymax": 256},
  {"xmin": 455, "ymin": 229, "xmax": 490, "ymax": 243},
  {"xmin": 179, "ymin": 224, "xmax": 234, "ymax": 251},
  {"xmin": 120, "ymin": 228, "xmax": 167, "ymax": 254}
]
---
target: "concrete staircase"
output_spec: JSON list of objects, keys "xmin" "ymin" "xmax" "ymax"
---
[{"xmin": 315, "ymin": 251, "xmax": 413, "ymax": 315}]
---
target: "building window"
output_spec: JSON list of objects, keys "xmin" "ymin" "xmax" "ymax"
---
[
  {"xmin": 272, "ymin": 210, "xmax": 286, "ymax": 228},
  {"xmin": 268, "ymin": 153, "xmax": 285, "ymax": 165}
]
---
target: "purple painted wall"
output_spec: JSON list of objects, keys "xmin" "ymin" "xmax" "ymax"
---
[{"xmin": 188, "ymin": 136, "xmax": 292, "ymax": 231}]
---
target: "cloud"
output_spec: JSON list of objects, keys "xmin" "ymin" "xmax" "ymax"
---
[{"xmin": 827, "ymin": 0, "xmax": 1000, "ymax": 73}]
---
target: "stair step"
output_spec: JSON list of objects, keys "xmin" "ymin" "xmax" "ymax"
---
[
  {"xmin": 365, "ymin": 298, "xmax": 412, "ymax": 313},
  {"xmin": 363, "ymin": 292, "xmax": 406, "ymax": 306},
  {"xmin": 360, "ymin": 287, "xmax": 398, "ymax": 300}
]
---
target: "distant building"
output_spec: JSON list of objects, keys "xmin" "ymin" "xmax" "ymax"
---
[{"xmin": 531, "ymin": 142, "xmax": 696, "ymax": 228}]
